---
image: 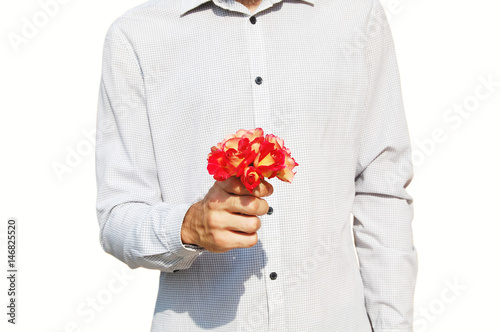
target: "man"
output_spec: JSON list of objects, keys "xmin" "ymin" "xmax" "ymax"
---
[{"xmin": 95, "ymin": 0, "xmax": 418, "ymax": 330}]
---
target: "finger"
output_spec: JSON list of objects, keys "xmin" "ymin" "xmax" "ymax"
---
[
  {"xmin": 252, "ymin": 179, "xmax": 274, "ymax": 197},
  {"xmin": 223, "ymin": 195, "xmax": 269, "ymax": 216},
  {"xmin": 224, "ymin": 214, "xmax": 261, "ymax": 234},
  {"xmin": 218, "ymin": 176, "xmax": 273, "ymax": 197},
  {"xmin": 217, "ymin": 176, "xmax": 249, "ymax": 196},
  {"xmin": 222, "ymin": 230, "xmax": 259, "ymax": 249}
]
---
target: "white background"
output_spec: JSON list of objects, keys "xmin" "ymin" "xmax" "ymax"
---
[{"xmin": 0, "ymin": 0, "xmax": 499, "ymax": 331}]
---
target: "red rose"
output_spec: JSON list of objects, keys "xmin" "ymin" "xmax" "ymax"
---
[
  {"xmin": 207, "ymin": 128, "xmax": 297, "ymax": 191},
  {"xmin": 253, "ymin": 140, "xmax": 286, "ymax": 178},
  {"xmin": 240, "ymin": 166, "xmax": 263, "ymax": 192},
  {"xmin": 207, "ymin": 149, "xmax": 232, "ymax": 181},
  {"xmin": 276, "ymin": 150, "xmax": 298, "ymax": 183}
]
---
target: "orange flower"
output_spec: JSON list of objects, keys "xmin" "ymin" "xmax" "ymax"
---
[
  {"xmin": 253, "ymin": 140, "xmax": 286, "ymax": 178},
  {"xmin": 240, "ymin": 166, "xmax": 263, "ymax": 192},
  {"xmin": 207, "ymin": 128, "xmax": 297, "ymax": 187},
  {"xmin": 276, "ymin": 150, "xmax": 298, "ymax": 183}
]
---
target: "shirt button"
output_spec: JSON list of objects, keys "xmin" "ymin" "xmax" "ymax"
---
[
  {"xmin": 267, "ymin": 206, "xmax": 273, "ymax": 215},
  {"xmin": 250, "ymin": 16, "xmax": 257, "ymax": 24},
  {"xmin": 270, "ymin": 272, "xmax": 278, "ymax": 280},
  {"xmin": 255, "ymin": 76, "xmax": 263, "ymax": 85}
]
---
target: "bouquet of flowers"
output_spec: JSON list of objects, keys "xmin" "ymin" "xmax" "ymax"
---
[{"xmin": 207, "ymin": 128, "xmax": 298, "ymax": 192}]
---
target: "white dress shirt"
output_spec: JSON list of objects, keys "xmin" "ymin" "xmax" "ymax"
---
[{"xmin": 95, "ymin": 0, "xmax": 418, "ymax": 331}]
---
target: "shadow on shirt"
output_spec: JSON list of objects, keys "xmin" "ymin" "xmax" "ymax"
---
[{"xmin": 153, "ymin": 240, "xmax": 268, "ymax": 329}]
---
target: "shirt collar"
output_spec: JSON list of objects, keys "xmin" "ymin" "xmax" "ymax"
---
[{"xmin": 180, "ymin": 0, "xmax": 316, "ymax": 16}]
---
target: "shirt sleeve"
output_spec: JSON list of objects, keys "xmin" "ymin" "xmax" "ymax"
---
[
  {"xmin": 95, "ymin": 22, "xmax": 203, "ymax": 273},
  {"xmin": 351, "ymin": 1, "xmax": 418, "ymax": 331}
]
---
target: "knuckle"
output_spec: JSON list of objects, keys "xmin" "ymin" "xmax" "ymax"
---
[
  {"xmin": 261, "ymin": 199, "xmax": 269, "ymax": 213},
  {"xmin": 248, "ymin": 217, "xmax": 261, "ymax": 232},
  {"xmin": 243, "ymin": 199, "xmax": 254, "ymax": 213},
  {"xmin": 249, "ymin": 198, "xmax": 267, "ymax": 215},
  {"xmin": 205, "ymin": 214, "xmax": 219, "ymax": 229},
  {"xmin": 206, "ymin": 198, "xmax": 218, "ymax": 210},
  {"xmin": 212, "ymin": 232, "xmax": 227, "ymax": 248},
  {"xmin": 247, "ymin": 198, "xmax": 261, "ymax": 214},
  {"xmin": 212, "ymin": 233, "xmax": 222, "ymax": 248},
  {"xmin": 267, "ymin": 184, "xmax": 274, "ymax": 196},
  {"xmin": 231, "ymin": 196, "xmax": 241, "ymax": 211},
  {"xmin": 247, "ymin": 234, "xmax": 258, "ymax": 247},
  {"xmin": 256, "ymin": 184, "xmax": 267, "ymax": 197},
  {"xmin": 255, "ymin": 217, "xmax": 262, "ymax": 231}
]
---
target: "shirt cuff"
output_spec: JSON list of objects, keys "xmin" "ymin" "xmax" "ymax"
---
[{"xmin": 164, "ymin": 203, "xmax": 205, "ymax": 270}]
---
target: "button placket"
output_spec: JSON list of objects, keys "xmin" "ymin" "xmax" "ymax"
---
[
  {"xmin": 245, "ymin": 13, "xmax": 285, "ymax": 332},
  {"xmin": 246, "ymin": 13, "xmax": 272, "ymax": 130}
]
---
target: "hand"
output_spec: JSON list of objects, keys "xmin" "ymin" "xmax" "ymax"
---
[{"xmin": 181, "ymin": 176, "xmax": 273, "ymax": 253}]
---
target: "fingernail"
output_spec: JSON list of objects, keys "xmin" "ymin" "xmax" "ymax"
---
[{"xmin": 267, "ymin": 206, "xmax": 273, "ymax": 215}]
